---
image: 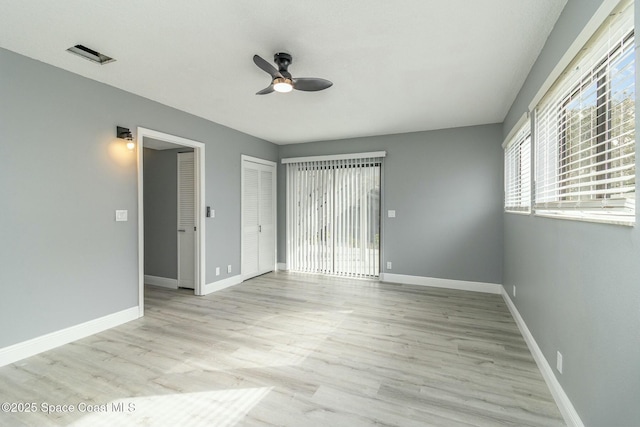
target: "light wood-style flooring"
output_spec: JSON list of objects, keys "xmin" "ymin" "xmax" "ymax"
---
[{"xmin": 0, "ymin": 272, "xmax": 564, "ymax": 426}]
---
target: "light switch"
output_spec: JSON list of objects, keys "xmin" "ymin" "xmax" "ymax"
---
[
  {"xmin": 388, "ymin": 210, "xmax": 396, "ymax": 218},
  {"xmin": 115, "ymin": 210, "xmax": 128, "ymax": 222}
]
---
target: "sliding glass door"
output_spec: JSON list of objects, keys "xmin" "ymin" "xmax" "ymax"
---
[{"xmin": 286, "ymin": 156, "xmax": 381, "ymax": 278}]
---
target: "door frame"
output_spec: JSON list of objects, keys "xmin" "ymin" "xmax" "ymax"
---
[
  {"xmin": 240, "ymin": 155, "xmax": 277, "ymax": 280},
  {"xmin": 137, "ymin": 127, "xmax": 206, "ymax": 317}
]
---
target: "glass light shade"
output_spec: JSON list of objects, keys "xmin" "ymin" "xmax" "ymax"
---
[{"xmin": 273, "ymin": 78, "xmax": 293, "ymax": 93}]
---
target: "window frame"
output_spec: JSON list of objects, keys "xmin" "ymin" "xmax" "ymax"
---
[
  {"xmin": 504, "ymin": 119, "xmax": 532, "ymax": 214},
  {"xmin": 532, "ymin": 1, "xmax": 635, "ymax": 226}
]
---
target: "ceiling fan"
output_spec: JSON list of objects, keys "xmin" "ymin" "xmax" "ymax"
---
[{"xmin": 253, "ymin": 53, "xmax": 333, "ymax": 95}]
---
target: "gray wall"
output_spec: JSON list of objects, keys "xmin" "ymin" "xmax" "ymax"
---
[
  {"xmin": 278, "ymin": 125, "xmax": 504, "ymax": 285},
  {"xmin": 143, "ymin": 147, "xmax": 192, "ymax": 279},
  {"xmin": 0, "ymin": 47, "xmax": 277, "ymax": 348},
  {"xmin": 502, "ymin": 0, "xmax": 640, "ymax": 425}
]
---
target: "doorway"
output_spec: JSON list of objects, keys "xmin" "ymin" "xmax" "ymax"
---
[{"xmin": 136, "ymin": 127, "xmax": 206, "ymax": 316}]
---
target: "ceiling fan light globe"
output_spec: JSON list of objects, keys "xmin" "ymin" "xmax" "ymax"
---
[{"xmin": 273, "ymin": 78, "xmax": 293, "ymax": 93}]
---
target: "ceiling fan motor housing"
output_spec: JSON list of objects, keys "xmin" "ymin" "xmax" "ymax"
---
[{"xmin": 274, "ymin": 52, "xmax": 293, "ymax": 77}]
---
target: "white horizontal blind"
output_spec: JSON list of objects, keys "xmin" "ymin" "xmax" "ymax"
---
[
  {"xmin": 504, "ymin": 121, "xmax": 532, "ymax": 212},
  {"xmin": 286, "ymin": 156, "xmax": 382, "ymax": 278},
  {"xmin": 535, "ymin": 0, "xmax": 635, "ymax": 224}
]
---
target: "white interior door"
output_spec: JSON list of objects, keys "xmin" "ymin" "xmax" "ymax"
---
[
  {"xmin": 242, "ymin": 157, "xmax": 276, "ymax": 280},
  {"xmin": 242, "ymin": 165, "xmax": 260, "ymax": 277},
  {"xmin": 258, "ymin": 167, "xmax": 275, "ymax": 272},
  {"xmin": 178, "ymin": 152, "xmax": 195, "ymax": 289}
]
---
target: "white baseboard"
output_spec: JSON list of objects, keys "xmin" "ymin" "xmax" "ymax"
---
[
  {"xmin": 379, "ymin": 273, "xmax": 502, "ymax": 294},
  {"xmin": 501, "ymin": 289, "xmax": 584, "ymax": 427},
  {"xmin": 201, "ymin": 274, "xmax": 243, "ymax": 295},
  {"xmin": 277, "ymin": 263, "xmax": 287, "ymax": 271},
  {"xmin": 144, "ymin": 275, "xmax": 178, "ymax": 289},
  {"xmin": 0, "ymin": 307, "xmax": 139, "ymax": 368}
]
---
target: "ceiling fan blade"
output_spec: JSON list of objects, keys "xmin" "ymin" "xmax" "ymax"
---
[
  {"xmin": 293, "ymin": 78, "xmax": 333, "ymax": 92},
  {"xmin": 253, "ymin": 55, "xmax": 283, "ymax": 79},
  {"xmin": 256, "ymin": 85, "xmax": 274, "ymax": 95}
]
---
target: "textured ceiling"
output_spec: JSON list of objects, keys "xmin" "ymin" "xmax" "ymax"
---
[{"xmin": 0, "ymin": 0, "xmax": 566, "ymax": 144}]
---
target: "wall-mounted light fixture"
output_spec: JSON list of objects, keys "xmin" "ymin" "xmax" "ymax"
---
[{"xmin": 117, "ymin": 126, "xmax": 135, "ymax": 150}]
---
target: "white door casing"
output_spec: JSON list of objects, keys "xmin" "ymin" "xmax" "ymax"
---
[
  {"xmin": 177, "ymin": 152, "xmax": 195, "ymax": 289},
  {"xmin": 137, "ymin": 127, "xmax": 206, "ymax": 317}
]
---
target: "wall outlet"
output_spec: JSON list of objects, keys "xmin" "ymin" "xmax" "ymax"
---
[
  {"xmin": 513, "ymin": 285, "xmax": 516, "ymax": 298},
  {"xmin": 227, "ymin": 265, "xmax": 232, "ymax": 273},
  {"xmin": 386, "ymin": 261, "xmax": 392, "ymax": 270},
  {"xmin": 388, "ymin": 210, "xmax": 396, "ymax": 218},
  {"xmin": 557, "ymin": 351, "xmax": 563, "ymax": 374},
  {"xmin": 215, "ymin": 267, "xmax": 220, "ymax": 276}
]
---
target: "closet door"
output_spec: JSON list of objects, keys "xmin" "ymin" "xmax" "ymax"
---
[
  {"xmin": 241, "ymin": 157, "xmax": 276, "ymax": 280},
  {"xmin": 242, "ymin": 163, "xmax": 260, "ymax": 277},
  {"xmin": 258, "ymin": 167, "xmax": 275, "ymax": 272}
]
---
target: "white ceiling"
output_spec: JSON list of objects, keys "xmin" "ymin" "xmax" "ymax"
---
[{"xmin": 0, "ymin": 0, "xmax": 566, "ymax": 145}]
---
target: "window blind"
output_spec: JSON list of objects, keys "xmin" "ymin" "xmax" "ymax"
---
[
  {"xmin": 504, "ymin": 121, "xmax": 532, "ymax": 213},
  {"xmin": 534, "ymin": 0, "xmax": 635, "ymax": 224},
  {"xmin": 286, "ymin": 156, "xmax": 382, "ymax": 278}
]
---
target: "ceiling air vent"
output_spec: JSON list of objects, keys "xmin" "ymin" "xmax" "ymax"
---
[{"xmin": 66, "ymin": 44, "xmax": 115, "ymax": 65}]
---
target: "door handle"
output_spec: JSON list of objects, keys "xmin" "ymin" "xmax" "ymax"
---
[
  {"xmin": 178, "ymin": 229, "xmax": 186, "ymax": 232},
  {"xmin": 258, "ymin": 225, "xmax": 262, "ymax": 232}
]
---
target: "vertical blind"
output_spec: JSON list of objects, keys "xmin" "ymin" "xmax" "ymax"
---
[
  {"xmin": 504, "ymin": 121, "xmax": 532, "ymax": 212},
  {"xmin": 535, "ymin": 0, "xmax": 635, "ymax": 223},
  {"xmin": 285, "ymin": 154, "xmax": 383, "ymax": 278}
]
